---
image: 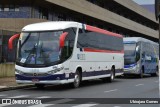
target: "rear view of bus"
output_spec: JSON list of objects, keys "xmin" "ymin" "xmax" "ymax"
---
[{"xmin": 123, "ymin": 37, "xmax": 159, "ymax": 78}]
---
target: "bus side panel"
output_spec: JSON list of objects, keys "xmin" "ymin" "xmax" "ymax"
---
[
  {"xmin": 141, "ymin": 42, "xmax": 158, "ymax": 74},
  {"xmin": 69, "ymin": 48, "xmax": 124, "ymax": 80},
  {"xmin": 68, "ymin": 25, "xmax": 124, "ymax": 80}
]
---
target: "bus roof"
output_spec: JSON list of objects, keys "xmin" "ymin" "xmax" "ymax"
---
[
  {"xmin": 22, "ymin": 21, "xmax": 81, "ymax": 32},
  {"xmin": 123, "ymin": 37, "xmax": 158, "ymax": 45},
  {"xmin": 22, "ymin": 21, "xmax": 122, "ymax": 38}
]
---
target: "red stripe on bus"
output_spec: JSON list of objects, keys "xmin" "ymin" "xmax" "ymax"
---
[
  {"xmin": 86, "ymin": 25, "xmax": 123, "ymax": 38},
  {"xmin": 84, "ymin": 48, "xmax": 124, "ymax": 53}
]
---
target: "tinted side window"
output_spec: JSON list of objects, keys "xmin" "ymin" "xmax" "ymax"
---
[{"xmin": 77, "ymin": 29, "xmax": 123, "ymax": 51}]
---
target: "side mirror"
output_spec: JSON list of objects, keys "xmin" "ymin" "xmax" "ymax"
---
[
  {"xmin": 136, "ymin": 46, "xmax": 139, "ymax": 52},
  {"xmin": 8, "ymin": 34, "xmax": 20, "ymax": 50},
  {"xmin": 59, "ymin": 32, "xmax": 68, "ymax": 48}
]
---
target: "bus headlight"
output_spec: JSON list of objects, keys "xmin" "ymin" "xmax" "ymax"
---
[
  {"xmin": 129, "ymin": 65, "xmax": 136, "ymax": 70},
  {"xmin": 15, "ymin": 69, "xmax": 24, "ymax": 74},
  {"xmin": 136, "ymin": 63, "xmax": 140, "ymax": 72},
  {"xmin": 48, "ymin": 66, "xmax": 64, "ymax": 74},
  {"xmin": 48, "ymin": 70, "xmax": 55, "ymax": 74}
]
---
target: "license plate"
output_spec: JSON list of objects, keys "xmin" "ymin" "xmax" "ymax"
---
[{"xmin": 32, "ymin": 79, "xmax": 39, "ymax": 83}]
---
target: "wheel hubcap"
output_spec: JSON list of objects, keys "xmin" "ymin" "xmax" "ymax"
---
[
  {"xmin": 111, "ymin": 72, "xmax": 114, "ymax": 80},
  {"xmin": 74, "ymin": 74, "xmax": 80, "ymax": 86},
  {"xmin": 156, "ymin": 70, "xmax": 159, "ymax": 76}
]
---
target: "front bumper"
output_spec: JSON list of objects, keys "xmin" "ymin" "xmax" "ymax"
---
[
  {"xmin": 16, "ymin": 79, "xmax": 74, "ymax": 85},
  {"xmin": 123, "ymin": 69, "xmax": 140, "ymax": 75},
  {"xmin": 15, "ymin": 73, "xmax": 74, "ymax": 85},
  {"xmin": 124, "ymin": 66, "xmax": 140, "ymax": 75}
]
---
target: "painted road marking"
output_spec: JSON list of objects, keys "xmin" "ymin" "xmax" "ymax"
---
[
  {"xmin": 135, "ymin": 84, "xmax": 144, "ymax": 86},
  {"xmin": 155, "ymin": 81, "xmax": 159, "ymax": 83},
  {"xmin": 72, "ymin": 103, "xmax": 98, "ymax": 107},
  {"xmin": 9, "ymin": 95, "xmax": 29, "ymax": 98},
  {"xmin": 0, "ymin": 104, "xmax": 12, "ymax": 107},
  {"xmin": 27, "ymin": 104, "xmax": 53, "ymax": 107},
  {"xmin": 104, "ymin": 89, "xmax": 118, "ymax": 93},
  {"xmin": 36, "ymin": 96, "xmax": 52, "ymax": 98},
  {"xmin": 51, "ymin": 98, "xmax": 74, "ymax": 104},
  {"xmin": 0, "ymin": 95, "xmax": 6, "ymax": 97}
]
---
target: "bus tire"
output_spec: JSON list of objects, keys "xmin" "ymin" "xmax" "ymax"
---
[
  {"xmin": 101, "ymin": 77, "xmax": 108, "ymax": 83},
  {"xmin": 72, "ymin": 70, "xmax": 81, "ymax": 88},
  {"xmin": 140, "ymin": 67, "xmax": 144, "ymax": 78},
  {"xmin": 156, "ymin": 66, "xmax": 159, "ymax": 76},
  {"xmin": 151, "ymin": 66, "xmax": 159, "ymax": 77},
  {"xmin": 35, "ymin": 84, "xmax": 45, "ymax": 89},
  {"xmin": 108, "ymin": 67, "xmax": 115, "ymax": 82}
]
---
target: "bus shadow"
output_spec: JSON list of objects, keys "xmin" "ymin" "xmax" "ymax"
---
[
  {"xmin": 116, "ymin": 75, "xmax": 158, "ymax": 79},
  {"xmin": 23, "ymin": 75, "xmax": 158, "ymax": 91},
  {"xmin": 24, "ymin": 79, "xmax": 120, "ymax": 91}
]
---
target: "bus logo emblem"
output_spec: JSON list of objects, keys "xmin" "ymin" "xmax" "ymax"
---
[{"xmin": 33, "ymin": 73, "xmax": 37, "ymax": 76}]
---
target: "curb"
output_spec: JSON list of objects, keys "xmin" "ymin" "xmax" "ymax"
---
[{"xmin": 0, "ymin": 85, "xmax": 34, "ymax": 92}]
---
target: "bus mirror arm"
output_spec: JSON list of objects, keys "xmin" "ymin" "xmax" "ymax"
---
[
  {"xmin": 59, "ymin": 32, "xmax": 68, "ymax": 48},
  {"xmin": 8, "ymin": 34, "xmax": 20, "ymax": 50}
]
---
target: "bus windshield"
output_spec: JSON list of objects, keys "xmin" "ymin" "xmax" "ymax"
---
[
  {"xmin": 124, "ymin": 43, "xmax": 137, "ymax": 65},
  {"xmin": 17, "ymin": 31, "xmax": 63, "ymax": 66},
  {"xmin": 124, "ymin": 43, "xmax": 136, "ymax": 57}
]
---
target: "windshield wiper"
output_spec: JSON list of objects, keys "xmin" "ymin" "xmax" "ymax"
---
[
  {"xmin": 19, "ymin": 33, "xmax": 31, "ymax": 58},
  {"xmin": 21, "ymin": 33, "xmax": 31, "ymax": 47},
  {"xmin": 23, "ymin": 43, "xmax": 37, "ymax": 64}
]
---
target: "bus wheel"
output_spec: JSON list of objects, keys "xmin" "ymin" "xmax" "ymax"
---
[
  {"xmin": 101, "ymin": 76, "xmax": 108, "ymax": 83},
  {"xmin": 151, "ymin": 66, "xmax": 159, "ymax": 77},
  {"xmin": 140, "ymin": 67, "xmax": 144, "ymax": 78},
  {"xmin": 72, "ymin": 70, "xmax": 81, "ymax": 88},
  {"xmin": 108, "ymin": 68, "xmax": 115, "ymax": 82},
  {"xmin": 35, "ymin": 84, "xmax": 45, "ymax": 89},
  {"xmin": 156, "ymin": 66, "xmax": 159, "ymax": 76}
]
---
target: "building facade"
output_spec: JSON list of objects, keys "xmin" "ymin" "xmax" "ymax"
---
[
  {"xmin": 0, "ymin": 0, "xmax": 159, "ymax": 63},
  {"xmin": 155, "ymin": 0, "xmax": 160, "ymax": 59}
]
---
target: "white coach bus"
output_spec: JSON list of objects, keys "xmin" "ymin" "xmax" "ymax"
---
[
  {"xmin": 123, "ymin": 37, "xmax": 159, "ymax": 78},
  {"xmin": 9, "ymin": 21, "xmax": 124, "ymax": 88}
]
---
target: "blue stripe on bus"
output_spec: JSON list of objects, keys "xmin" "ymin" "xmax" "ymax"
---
[
  {"xmin": 82, "ymin": 70, "xmax": 109, "ymax": 77},
  {"xmin": 82, "ymin": 69, "xmax": 123, "ymax": 77},
  {"xmin": 16, "ymin": 69, "xmax": 123, "ymax": 81},
  {"xmin": 123, "ymin": 41, "xmax": 136, "ymax": 44},
  {"xmin": 16, "ymin": 74, "xmax": 66, "ymax": 81},
  {"xmin": 124, "ymin": 63, "xmax": 136, "ymax": 68}
]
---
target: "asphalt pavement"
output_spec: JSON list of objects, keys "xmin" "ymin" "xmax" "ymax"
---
[{"xmin": 0, "ymin": 75, "xmax": 159, "ymax": 107}]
